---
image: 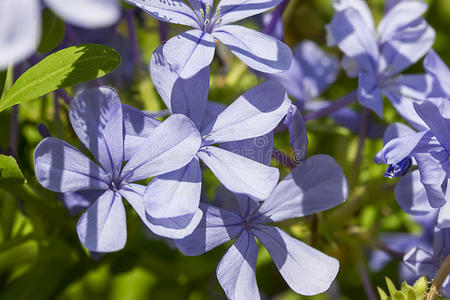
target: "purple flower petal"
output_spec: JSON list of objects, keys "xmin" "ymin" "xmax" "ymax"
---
[
  {"xmin": 414, "ymin": 99, "xmax": 450, "ymax": 151},
  {"xmin": 126, "ymin": 0, "xmax": 200, "ymax": 27},
  {"xmin": 77, "ymin": 190, "xmax": 127, "ymax": 252},
  {"xmin": 120, "ymin": 183, "xmax": 203, "ymax": 239},
  {"xmin": 395, "ymin": 170, "xmax": 433, "ymax": 215},
  {"xmin": 254, "ymin": 225, "xmax": 339, "ymax": 296},
  {"xmin": 60, "ymin": 190, "xmax": 104, "ymax": 216},
  {"xmin": 437, "ymin": 199, "xmax": 450, "ymax": 229},
  {"xmin": 377, "ymin": 0, "xmax": 428, "ymax": 43},
  {"xmin": 326, "ymin": 8, "xmax": 379, "ymax": 74},
  {"xmin": 424, "ymin": 50, "xmax": 450, "ymax": 97},
  {"xmin": 34, "ymin": 137, "xmax": 109, "ymax": 193},
  {"xmin": 379, "ymin": 20, "xmax": 435, "ymax": 76},
  {"xmin": 403, "ymin": 247, "xmax": 436, "ymax": 275},
  {"xmin": 284, "ymin": 104, "xmax": 308, "ymax": 162},
  {"xmin": 69, "ymin": 87, "xmax": 124, "ymax": 177},
  {"xmin": 358, "ymin": 72, "xmax": 383, "ymax": 117},
  {"xmin": 174, "ymin": 203, "xmax": 243, "ymax": 256},
  {"xmin": 332, "ymin": 0, "xmax": 375, "ymax": 33},
  {"xmin": 202, "ymin": 80, "xmax": 290, "ymax": 145},
  {"xmin": 150, "ymin": 44, "xmax": 209, "ymax": 125},
  {"xmin": 256, "ymin": 155, "xmax": 347, "ymax": 222},
  {"xmin": 215, "ymin": 0, "xmax": 283, "ymax": 26},
  {"xmin": 0, "ymin": 0, "xmax": 41, "ymax": 69},
  {"xmin": 122, "ymin": 104, "xmax": 161, "ymax": 161},
  {"xmin": 198, "ymin": 146, "xmax": 279, "ymax": 200},
  {"xmin": 163, "ymin": 29, "xmax": 215, "ymax": 79},
  {"xmin": 44, "ymin": 0, "xmax": 120, "ymax": 28},
  {"xmin": 384, "ymin": 74, "xmax": 433, "ymax": 131},
  {"xmin": 213, "ymin": 25, "xmax": 292, "ymax": 73},
  {"xmin": 144, "ymin": 158, "xmax": 202, "ymax": 221},
  {"xmin": 121, "ymin": 114, "xmax": 201, "ymax": 182},
  {"xmin": 201, "ymin": 101, "xmax": 227, "ymax": 131},
  {"xmin": 216, "ymin": 231, "xmax": 260, "ymax": 300},
  {"xmin": 220, "ymin": 132, "xmax": 274, "ymax": 166}
]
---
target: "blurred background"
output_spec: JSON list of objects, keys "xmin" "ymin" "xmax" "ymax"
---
[{"xmin": 0, "ymin": 0, "xmax": 449, "ymax": 299}]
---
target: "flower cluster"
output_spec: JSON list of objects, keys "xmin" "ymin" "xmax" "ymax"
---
[{"xmin": 1, "ymin": 0, "xmax": 448, "ymax": 298}]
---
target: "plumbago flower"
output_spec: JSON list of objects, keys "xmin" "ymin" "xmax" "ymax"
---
[
  {"xmin": 126, "ymin": 0, "xmax": 293, "ymax": 78},
  {"xmin": 0, "ymin": 0, "xmax": 121, "ymax": 69},
  {"xmin": 34, "ymin": 87, "xmax": 204, "ymax": 252},
  {"xmin": 424, "ymin": 50, "xmax": 450, "ymax": 99},
  {"xmin": 404, "ymin": 226, "xmax": 450, "ymax": 296},
  {"xmin": 326, "ymin": 0, "xmax": 435, "ymax": 128},
  {"xmin": 374, "ymin": 98, "xmax": 450, "ymax": 228},
  {"xmin": 145, "ymin": 45, "xmax": 290, "ymax": 237},
  {"xmin": 174, "ymin": 136, "xmax": 349, "ymax": 298}
]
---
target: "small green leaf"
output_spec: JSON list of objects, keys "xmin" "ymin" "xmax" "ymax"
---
[
  {"xmin": 413, "ymin": 276, "xmax": 428, "ymax": 299},
  {"xmin": 378, "ymin": 287, "xmax": 390, "ymax": 300},
  {"xmin": 386, "ymin": 277, "xmax": 398, "ymax": 297},
  {"xmin": 0, "ymin": 44, "xmax": 120, "ymax": 112},
  {"xmin": 0, "ymin": 155, "xmax": 26, "ymax": 185},
  {"xmin": 393, "ymin": 291, "xmax": 406, "ymax": 300},
  {"xmin": 38, "ymin": 9, "xmax": 65, "ymax": 53}
]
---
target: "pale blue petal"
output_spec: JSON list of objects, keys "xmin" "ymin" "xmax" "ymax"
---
[
  {"xmin": 332, "ymin": 0, "xmax": 375, "ymax": 33},
  {"xmin": 220, "ymin": 132, "xmax": 274, "ymax": 166},
  {"xmin": 358, "ymin": 72, "xmax": 383, "ymax": 117},
  {"xmin": 215, "ymin": 0, "xmax": 283, "ymax": 26},
  {"xmin": 284, "ymin": 104, "xmax": 308, "ymax": 162},
  {"xmin": 217, "ymin": 231, "xmax": 260, "ymax": 300},
  {"xmin": 125, "ymin": 0, "xmax": 200, "ymax": 27},
  {"xmin": 415, "ymin": 152, "xmax": 448, "ymax": 208},
  {"xmin": 163, "ymin": 29, "xmax": 215, "ymax": 79},
  {"xmin": 202, "ymin": 80, "xmax": 290, "ymax": 144},
  {"xmin": 326, "ymin": 8, "xmax": 379, "ymax": 74},
  {"xmin": 44, "ymin": 0, "xmax": 120, "ymax": 28},
  {"xmin": 77, "ymin": 190, "xmax": 127, "ymax": 252},
  {"xmin": 34, "ymin": 137, "xmax": 109, "ymax": 193},
  {"xmin": 198, "ymin": 146, "xmax": 279, "ymax": 200},
  {"xmin": 150, "ymin": 44, "xmax": 209, "ymax": 125},
  {"xmin": 69, "ymin": 87, "xmax": 124, "ymax": 176},
  {"xmin": 213, "ymin": 25, "xmax": 292, "ymax": 73},
  {"xmin": 0, "ymin": 0, "xmax": 40, "ymax": 69},
  {"xmin": 174, "ymin": 203, "xmax": 243, "ymax": 255},
  {"xmin": 254, "ymin": 225, "xmax": 339, "ymax": 296},
  {"xmin": 121, "ymin": 114, "xmax": 201, "ymax": 182},
  {"xmin": 424, "ymin": 50, "xmax": 450, "ymax": 97},
  {"xmin": 395, "ymin": 170, "xmax": 433, "ymax": 215},
  {"xmin": 255, "ymin": 155, "xmax": 347, "ymax": 222}
]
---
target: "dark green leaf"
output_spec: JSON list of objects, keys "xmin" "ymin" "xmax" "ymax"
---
[
  {"xmin": 0, "ymin": 154, "xmax": 26, "ymax": 185},
  {"xmin": 0, "ymin": 44, "xmax": 120, "ymax": 112},
  {"xmin": 38, "ymin": 9, "xmax": 65, "ymax": 53},
  {"xmin": 0, "ymin": 69, "xmax": 7, "ymax": 98}
]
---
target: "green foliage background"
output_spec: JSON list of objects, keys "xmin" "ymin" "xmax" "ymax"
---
[{"xmin": 0, "ymin": 0, "xmax": 449, "ymax": 299}]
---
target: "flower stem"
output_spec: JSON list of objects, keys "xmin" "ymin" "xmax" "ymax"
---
[
  {"xmin": 303, "ymin": 90, "xmax": 358, "ymax": 122},
  {"xmin": 126, "ymin": 9, "xmax": 143, "ymax": 70},
  {"xmin": 357, "ymin": 258, "xmax": 377, "ymax": 300},
  {"xmin": 427, "ymin": 255, "xmax": 450, "ymax": 300}
]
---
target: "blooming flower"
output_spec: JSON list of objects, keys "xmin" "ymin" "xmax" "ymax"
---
[
  {"xmin": 326, "ymin": 0, "xmax": 435, "ymax": 128},
  {"xmin": 375, "ymin": 99, "xmax": 450, "ymax": 228},
  {"xmin": 34, "ymin": 86, "xmax": 203, "ymax": 252},
  {"xmin": 404, "ymin": 226, "xmax": 450, "ymax": 297},
  {"xmin": 145, "ymin": 45, "xmax": 290, "ymax": 237},
  {"xmin": 424, "ymin": 50, "xmax": 450, "ymax": 98},
  {"xmin": 0, "ymin": 0, "xmax": 121, "ymax": 69},
  {"xmin": 174, "ymin": 143, "xmax": 348, "ymax": 298},
  {"xmin": 126, "ymin": 0, "xmax": 293, "ymax": 78}
]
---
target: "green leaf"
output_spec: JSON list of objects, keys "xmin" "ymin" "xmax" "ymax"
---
[
  {"xmin": 38, "ymin": 9, "xmax": 65, "ymax": 53},
  {"xmin": 378, "ymin": 287, "xmax": 390, "ymax": 300},
  {"xmin": 0, "ymin": 44, "xmax": 120, "ymax": 112},
  {"xmin": 0, "ymin": 155, "xmax": 26, "ymax": 185},
  {"xmin": 393, "ymin": 291, "xmax": 406, "ymax": 300},
  {"xmin": 386, "ymin": 277, "xmax": 398, "ymax": 297},
  {"xmin": 413, "ymin": 276, "xmax": 428, "ymax": 297}
]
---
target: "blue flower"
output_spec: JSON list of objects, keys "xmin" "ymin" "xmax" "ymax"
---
[
  {"xmin": 174, "ymin": 146, "xmax": 348, "ymax": 298},
  {"xmin": 34, "ymin": 87, "xmax": 203, "ymax": 252},
  {"xmin": 0, "ymin": 0, "xmax": 121, "ymax": 69},
  {"xmin": 144, "ymin": 46, "xmax": 291, "ymax": 237},
  {"xmin": 326, "ymin": 0, "xmax": 435, "ymax": 128},
  {"xmin": 126, "ymin": 0, "xmax": 293, "ymax": 78}
]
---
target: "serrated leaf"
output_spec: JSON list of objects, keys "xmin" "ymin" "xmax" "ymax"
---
[
  {"xmin": 386, "ymin": 276, "xmax": 398, "ymax": 297},
  {"xmin": 0, "ymin": 155, "xmax": 26, "ymax": 185},
  {"xmin": 38, "ymin": 9, "xmax": 65, "ymax": 53},
  {"xmin": 378, "ymin": 287, "xmax": 390, "ymax": 300},
  {"xmin": 0, "ymin": 44, "xmax": 120, "ymax": 112}
]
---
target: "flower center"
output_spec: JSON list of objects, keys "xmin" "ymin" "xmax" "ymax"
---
[{"xmin": 199, "ymin": 4, "xmax": 222, "ymax": 32}]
